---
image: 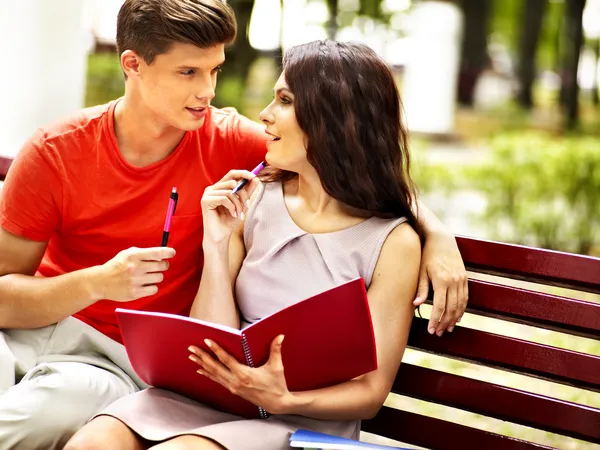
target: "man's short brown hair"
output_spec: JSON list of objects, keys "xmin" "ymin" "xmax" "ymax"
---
[{"xmin": 116, "ymin": 0, "xmax": 236, "ymax": 64}]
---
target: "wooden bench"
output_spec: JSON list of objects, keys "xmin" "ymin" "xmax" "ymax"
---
[
  {"xmin": 362, "ymin": 236, "xmax": 600, "ymax": 449},
  {"xmin": 2, "ymin": 155, "xmax": 599, "ymax": 448},
  {"xmin": 0, "ymin": 156, "xmax": 10, "ymax": 182}
]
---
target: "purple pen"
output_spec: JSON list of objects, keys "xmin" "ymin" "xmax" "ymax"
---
[{"xmin": 231, "ymin": 161, "xmax": 266, "ymax": 194}]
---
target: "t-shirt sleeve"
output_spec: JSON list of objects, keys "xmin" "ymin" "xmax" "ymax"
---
[
  {"xmin": 0, "ymin": 129, "xmax": 63, "ymax": 241},
  {"xmin": 231, "ymin": 112, "xmax": 268, "ymax": 169}
]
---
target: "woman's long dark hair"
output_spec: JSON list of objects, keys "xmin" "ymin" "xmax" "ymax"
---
[{"xmin": 264, "ymin": 40, "xmax": 420, "ymax": 234}]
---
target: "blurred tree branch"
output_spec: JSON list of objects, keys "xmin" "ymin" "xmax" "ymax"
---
[
  {"xmin": 593, "ymin": 39, "xmax": 600, "ymax": 107},
  {"xmin": 359, "ymin": 0, "xmax": 382, "ymax": 20},
  {"xmin": 457, "ymin": 0, "xmax": 492, "ymax": 107},
  {"xmin": 224, "ymin": 0, "xmax": 257, "ymax": 82},
  {"xmin": 325, "ymin": 0, "xmax": 339, "ymax": 39},
  {"xmin": 516, "ymin": 0, "xmax": 548, "ymax": 109},
  {"xmin": 213, "ymin": 0, "xmax": 260, "ymax": 111},
  {"xmin": 559, "ymin": 0, "xmax": 586, "ymax": 130}
]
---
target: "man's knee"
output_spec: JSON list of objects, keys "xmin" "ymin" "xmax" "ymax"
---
[{"xmin": 0, "ymin": 362, "xmax": 135, "ymax": 450}]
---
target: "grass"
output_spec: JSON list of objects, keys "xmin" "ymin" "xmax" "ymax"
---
[
  {"xmin": 85, "ymin": 52, "xmax": 124, "ymax": 107},
  {"xmin": 453, "ymin": 84, "xmax": 600, "ymax": 145}
]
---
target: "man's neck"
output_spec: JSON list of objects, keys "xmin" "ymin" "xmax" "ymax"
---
[{"xmin": 113, "ymin": 95, "xmax": 188, "ymax": 167}]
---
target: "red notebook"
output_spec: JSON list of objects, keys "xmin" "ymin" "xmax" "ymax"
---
[{"xmin": 116, "ymin": 278, "xmax": 377, "ymax": 419}]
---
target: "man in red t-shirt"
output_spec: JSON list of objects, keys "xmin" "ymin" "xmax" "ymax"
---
[{"xmin": 0, "ymin": 0, "xmax": 467, "ymax": 448}]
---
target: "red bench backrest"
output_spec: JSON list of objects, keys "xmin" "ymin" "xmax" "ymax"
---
[
  {"xmin": 0, "ymin": 156, "xmax": 11, "ymax": 181},
  {"xmin": 362, "ymin": 236, "xmax": 600, "ymax": 449}
]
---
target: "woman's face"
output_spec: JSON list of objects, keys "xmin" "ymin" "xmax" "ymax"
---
[{"xmin": 258, "ymin": 73, "xmax": 308, "ymax": 172}]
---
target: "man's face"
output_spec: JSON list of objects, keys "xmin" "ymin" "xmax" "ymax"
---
[{"xmin": 134, "ymin": 42, "xmax": 225, "ymax": 131}]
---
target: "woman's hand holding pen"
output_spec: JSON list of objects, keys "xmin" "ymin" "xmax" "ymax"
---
[
  {"xmin": 91, "ymin": 246, "xmax": 176, "ymax": 302},
  {"xmin": 201, "ymin": 170, "xmax": 261, "ymax": 245}
]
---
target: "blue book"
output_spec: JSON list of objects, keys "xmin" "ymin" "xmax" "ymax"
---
[{"xmin": 289, "ymin": 429, "xmax": 411, "ymax": 450}]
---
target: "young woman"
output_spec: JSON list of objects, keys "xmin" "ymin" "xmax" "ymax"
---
[{"xmin": 66, "ymin": 40, "xmax": 422, "ymax": 450}]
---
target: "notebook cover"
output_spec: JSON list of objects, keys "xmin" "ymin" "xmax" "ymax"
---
[
  {"xmin": 116, "ymin": 277, "xmax": 376, "ymax": 419},
  {"xmin": 243, "ymin": 278, "xmax": 378, "ymax": 392},
  {"xmin": 116, "ymin": 310, "xmax": 261, "ymax": 418}
]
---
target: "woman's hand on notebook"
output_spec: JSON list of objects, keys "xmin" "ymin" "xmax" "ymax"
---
[
  {"xmin": 188, "ymin": 335, "xmax": 296, "ymax": 415},
  {"xmin": 201, "ymin": 170, "xmax": 261, "ymax": 245}
]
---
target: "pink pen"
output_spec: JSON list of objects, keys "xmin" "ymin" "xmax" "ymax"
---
[{"xmin": 161, "ymin": 187, "xmax": 178, "ymax": 246}]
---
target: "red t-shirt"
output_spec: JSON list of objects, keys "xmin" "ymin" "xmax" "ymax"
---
[{"xmin": 0, "ymin": 100, "xmax": 267, "ymax": 342}]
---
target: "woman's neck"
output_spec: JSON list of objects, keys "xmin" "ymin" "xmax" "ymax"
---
[
  {"xmin": 293, "ymin": 172, "xmax": 342, "ymax": 216},
  {"xmin": 291, "ymin": 171, "xmax": 370, "ymax": 219}
]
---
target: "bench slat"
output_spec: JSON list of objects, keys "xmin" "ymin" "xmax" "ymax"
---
[
  {"xmin": 457, "ymin": 236, "xmax": 600, "ymax": 294},
  {"xmin": 0, "ymin": 156, "xmax": 11, "ymax": 181},
  {"xmin": 362, "ymin": 407, "xmax": 553, "ymax": 450},
  {"xmin": 394, "ymin": 364, "xmax": 600, "ymax": 443},
  {"xmin": 466, "ymin": 279, "xmax": 600, "ymax": 340},
  {"xmin": 408, "ymin": 318, "xmax": 600, "ymax": 391}
]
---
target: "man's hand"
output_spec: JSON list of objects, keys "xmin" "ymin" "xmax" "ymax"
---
[
  {"xmin": 413, "ymin": 232, "xmax": 468, "ymax": 336},
  {"xmin": 94, "ymin": 246, "xmax": 176, "ymax": 302}
]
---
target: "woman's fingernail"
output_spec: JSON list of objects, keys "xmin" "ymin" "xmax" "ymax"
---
[
  {"xmin": 189, "ymin": 355, "xmax": 198, "ymax": 363},
  {"xmin": 240, "ymin": 211, "xmax": 245, "ymax": 220},
  {"xmin": 246, "ymin": 200, "xmax": 250, "ymax": 208},
  {"xmin": 188, "ymin": 346, "xmax": 196, "ymax": 353},
  {"xmin": 197, "ymin": 370, "xmax": 204, "ymax": 376},
  {"xmin": 448, "ymin": 326, "xmax": 455, "ymax": 333},
  {"xmin": 204, "ymin": 339, "xmax": 212, "ymax": 348},
  {"xmin": 428, "ymin": 327, "xmax": 435, "ymax": 335}
]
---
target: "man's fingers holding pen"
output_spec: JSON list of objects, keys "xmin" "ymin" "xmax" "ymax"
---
[
  {"xmin": 140, "ymin": 272, "xmax": 164, "ymax": 286},
  {"xmin": 127, "ymin": 246, "xmax": 176, "ymax": 261},
  {"xmin": 97, "ymin": 246, "xmax": 175, "ymax": 302},
  {"xmin": 132, "ymin": 285, "xmax": 159, "ymax": 300},
  {"xmin": 139, "ymin": 260, "xmax": 170, "ymax": 273}
]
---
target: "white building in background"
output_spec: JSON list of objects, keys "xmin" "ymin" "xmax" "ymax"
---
[
  {"xmin": 3, "ymin": 0, "xmax": 600, "ymax": 159},
  {"xmin": 401, "ymin": 1, "xmax": 462, "ymax": 136},
  {"xmin": 0, "ymin": 0, "xmax": 91, "ymax": 159},
  {"xmin": 0, "ymin": 0, "xmax": 410, "ymax": 161}
]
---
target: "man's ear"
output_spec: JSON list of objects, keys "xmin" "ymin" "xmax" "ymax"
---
[{"xmin": 121, "ymin": 50, "xmax": 143, "ymax": 79}]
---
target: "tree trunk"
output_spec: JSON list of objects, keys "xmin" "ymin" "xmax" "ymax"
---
[
  {"xmin": 593, "ymin": 39, "xmax": 600, "ymax": 107},
  {"xmin": 325, "ymin": 0, "xmax": 339, "ymax": 40},
  {"xmin": 214, "ymin": 0, "xmax": 258, "ymax": 109},
  {"xmin": 516, "ymin": 0, "xmax": 548, "ymax": 109},
  {"xmin": 457, "ymin": 0, "xmax": 492, "ymax": 106},
  {"xmin": 560, "ymin": 0, "xmax": 586, "ymax": 130},
  {"xmin": 359, "ymin": 0, "xmax": 382, "ymax": 19}
]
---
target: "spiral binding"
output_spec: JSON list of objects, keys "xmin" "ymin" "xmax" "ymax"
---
[{"xmin": 241, "ymin": 334, "xmax": 269, "ymax": 419}]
